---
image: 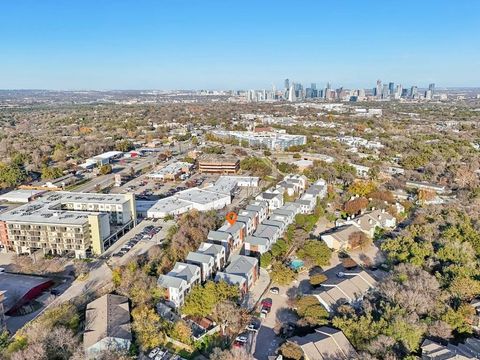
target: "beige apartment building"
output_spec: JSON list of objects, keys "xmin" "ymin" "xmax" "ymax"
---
[{"xmin": 0, "ymin": 192, "xmax": 136, "ymax": 258}]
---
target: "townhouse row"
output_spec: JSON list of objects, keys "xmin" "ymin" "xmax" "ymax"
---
[{"xmin": 157, "ymin": 175, "xmax": 327, "ymax": 309}]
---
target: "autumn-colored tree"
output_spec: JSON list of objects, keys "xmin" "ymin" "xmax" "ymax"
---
[
  {"xmin": 344, "ymin": 197, "xmax": 368, "ymax": 215},
  {"xmin": 417, "ymin": 189, "xmax": 436, "ymax": 202},
  {"xmin": 309, "ymin": 273, "xmax": 327, "ymax": 287},
  {"xmin": 212, "ymin": 300, "xmax": 247, "ymax": 336},
  {"xmin": 348, "ymin": 180, "xmax": 377, "ymax": 197},
  {"xmin": 131, "ymin": 305, "xmax": 165, "ymax": 351},
  {"xmin": 368, "ymin": 190, "xmax": 395, "ymax": 204},
  {"xmin": 210, "ymin": 347, "xmax": 254, "ymax": 360},
  {"xmin": 98, "ymin": 164, "xmax": 113, "ymax": 175},
  {"xmin": 169, "ymin": 320, "xmax": 192, "ymax": 345},
  {"xmin": 348, "ymin": 231, "xmax": 371, "ymax": 250},
  {"xmin": 279, "ymin": 341, "xmax": 304, "ymax": 360}
]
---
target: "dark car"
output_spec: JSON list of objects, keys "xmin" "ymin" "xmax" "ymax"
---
[
  {"xmin": 246, "ymin": 319, "xmax": 261, "ymax": 332},
  {"xmin": 50, "ymin": 289, "xmax": 60, "ymax": 296}
]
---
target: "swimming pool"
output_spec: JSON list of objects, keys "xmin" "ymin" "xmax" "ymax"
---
[{"xmin": 290, "ymin": 259, "xmax": 304, "ymax": 270}]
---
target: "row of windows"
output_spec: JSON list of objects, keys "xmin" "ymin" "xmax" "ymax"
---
[
  {"xmin": 8, "ymin": 224, "xmax": 84, "ymax": 232},
  {"xmin": 16, "ymin": 242, "xmax": 85, "ymax": 250}
]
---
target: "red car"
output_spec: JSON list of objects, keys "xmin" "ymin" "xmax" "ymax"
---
[{"xmin": 261, "ymin": 298, "xmax": 272, "ymax": 309}]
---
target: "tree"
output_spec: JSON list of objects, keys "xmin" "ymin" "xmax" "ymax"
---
[
  {"xmin": 344, "ymin": 197, "xmax": 368, "ymax": 215},
  {"xmin": 131, "ymin": 305, "xmax": 165, "ymax": 351},
  {"xmin": 11, "ymin": 323, "xmax": 80, "ymax": 360},
  {"xmin": 442, "ymin": 304, "xmax": 475, "ymax": 336},
  {"xmin": 210, "ymin": 347, "xmax": 254, "ymax": 360},
  {"xmin": 114, "ymin": 262, "xmax": 160, "ymax": 306},
  {"xmin": 279, "ymin": 341, "xmax": 303, "ymax": 360},
  {"xmin": 333, "ymin": 313, "xmax": 386, "ymax": 351},
  {"xmin": 377, "ymin": 264, "xmax": 441, "ymax": 317},
  {"xmin": 0, "ymin": 162, "xmax": 27, "ymax": 188},
  {"xmin": 169, "ymin": 320, "xmax": 192, "ymax": 345},
  {"xmin": 448, "ymin": 276, "xmax": 480, "ymax": 301},
  {"xmin": 115, "ymin": 140, "xmax": 134, "ymax": 152},
  {"xmin": 348, "ymin": 181, "xmax": 376, "ymax": 197},
  {"xmin": 271, "ymin": 263, "xmax": 297, "ymax": 286},
  {"xmin": 182, "ymin": 281, "xmax": 239, "ymax": 317},
  {"xmin": 240, "ymin": 157, "xmax": 272, "ymax": 177},
  {"xmin": 381, "ymin": 235, "xmax": 433, "ymax": 266},
  {"xmin": 271, "ymin": 239, "xmax": 288, "ymax": 258},
  {"xmin": 297, "ymin": 240, "xmax": 332, "ymax": 267},
  {"xmin": 41, "ymin": 166, "xmax": 63, "ymax": 180},
  {"xmin": 260, "ymin": 252, "xmax": 273, "ymax": 268},
  {"xmin": 277, "ymin": 162, "xmax": 299, "ymax": 174},
  {"xmin": 295, "ymin": 296, "xmax": 329, "ymax": 326},
  {"xmin": 309, "ymin": 273, "xmax": 327, "ymax": 287},
  {"xmin": 417, "ymin": 189, "xmax": 436, "ymax": 203},
  {"xmin": 348, "ymin": 231, "xmax": 371, "ymax": 250},
  {"xmin": 212, "ymin": 300, "xmax": 246, "ymax": 336},
  {"xmin": 98, "ymin": 164, "xmax": 113, "ymax": 175}
]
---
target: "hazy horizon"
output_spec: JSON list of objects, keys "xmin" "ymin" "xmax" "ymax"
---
[{"xmin": 1, "ymin": 0, "xmax": 479, "ymax": 89}]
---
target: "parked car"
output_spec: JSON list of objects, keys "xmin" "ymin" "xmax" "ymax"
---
[
  {"xmin": 233, "ymin": 340, "xmax": 246, "ymax": 348},
  {"xmin": 260, "ymin": 307, "xmax": 269, "ymax": 319},
  {"xmin": 261, "ymin": 298, "xmax": 273, "ymax": 308},
  {"xmin": 269, "ymin": 287, "xmax": 280, "ymax": 294},
  {"xmin": 235, "ymin": 333, "xmax": 248, "ymax": 343},
  {"xmin": 50, "ymin": 289, "xmax": 60, "ymax": 296},
  {"xmin": 148, "ymin": 348, "xmax": 160, "ymax": 358},
  {"xmin": 246, "ymin": 319, "xmax": 261, "ymax": 332}
]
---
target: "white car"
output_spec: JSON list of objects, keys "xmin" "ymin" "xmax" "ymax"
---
[
  {"xmin": 235, "ymin": 334, "xmax": 248, "ymax": 343},
  {"xmin": 154, "ymin": 351, "xmax": 166, "ymax": 360},
  {"xmin": 148, "ymin": 348, "xmax": 160, "ymax": 358}
]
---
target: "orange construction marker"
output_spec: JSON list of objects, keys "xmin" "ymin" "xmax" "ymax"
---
[{"xmin": 226, "ymin": 212, "xmax": 238, "ymax": 225}]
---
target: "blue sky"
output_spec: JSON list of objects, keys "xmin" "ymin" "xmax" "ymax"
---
[{"xmin": 0, "ymin": 0, "xmax": 479, "ymax": 90}]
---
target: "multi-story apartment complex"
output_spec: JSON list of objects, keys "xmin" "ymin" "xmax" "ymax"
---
[
  {"xmin": 198, "ymin": 155, "xmax": 240, "ymax": 174},
  {"xmin": 211, "ymin": 130, "xmax": 307, "ymax": 150},
  {"xmin": 0, "ymin": 192, "xmax": 136, "ymax": 258}
]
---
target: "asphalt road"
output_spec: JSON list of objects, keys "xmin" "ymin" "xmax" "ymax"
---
[
  {"xmin": 73, "ymin": 155, "xmax": 157, "ymax": 193},
  {"xmin": 253, "ymin": 272, "xmax": 310, "ymax": 360}
]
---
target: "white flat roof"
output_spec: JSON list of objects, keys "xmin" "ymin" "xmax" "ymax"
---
[
  {"xmin": 0, "ymin": 192, "xmax": 130, "ymax": 225},
  {"xmin": 92, "ymin": 151, "xmax": 124, "ymax": 160},
  {"xmin": 0, "ymin": 190, "xmax": 46, "ymax": 203}
]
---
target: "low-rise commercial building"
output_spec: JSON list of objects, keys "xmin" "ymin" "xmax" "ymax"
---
[
  {"xmin": 198, "ymin": 155, "xmax": 240, "ymax": 174},
  {"xmin": 147, "ymin": 176, "xmax": 259, "ymax": 219},
  {"xmin": 148, "ymin": 161, "xmax": 193, "ymax": 181},
  {"xmin": 0, "ymin": 272, "xmax": 53, "ymax": 315},
  {"xmin": 0, "ymin": 192, "xmax": 136, "ymax": 258}
]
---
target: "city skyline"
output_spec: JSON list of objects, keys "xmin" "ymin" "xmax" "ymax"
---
[{"xmin": 0, "ymin": 0, "xmax": 479, "ymax": 90}]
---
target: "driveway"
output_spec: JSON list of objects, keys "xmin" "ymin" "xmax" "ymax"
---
[
  {"xmin": 253, "ymin": 272, "xmax": 310, "ymax": 359},
  {"xmin": 241, "ymin": 268, "xmax": 270, "ymax": 311}
]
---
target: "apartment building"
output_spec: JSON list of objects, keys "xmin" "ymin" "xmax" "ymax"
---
[
  {"xmin": 211, "ymin": 130, "xmax": 307, "ymax": 150},
  {"xmin": 0, "ymin": 192, "xmax": 136, "ymax": 258}
]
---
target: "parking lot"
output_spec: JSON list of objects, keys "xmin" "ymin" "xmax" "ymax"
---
[
  {"xmin": 106, "ymin": 218, "xmax": 174, "ymax": 266},
  {"xmin": 253, "ymin": 273, "xmax": 310, "ymax": 359}
]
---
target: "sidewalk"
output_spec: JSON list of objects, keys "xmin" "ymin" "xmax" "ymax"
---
[{"xmin": 241, "ymin": 268, "xmax": 270, "ymax": 311}]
